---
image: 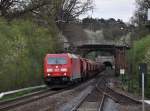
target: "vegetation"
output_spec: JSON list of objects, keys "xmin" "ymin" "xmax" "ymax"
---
[
  {"xmin": 0, "ymin": 0, "xmax": 93, "ymax": 24},
  {"xmin": 131, "ymin": 0, "xmax": 149, "ymax": 26},
  {"xmin": 126, "ymin": 1, "xmax": 150, "ymax": 97},
  {"xmin": 0, "ymin": 18, "xmax": 61, "ymax": 92},
  {"xmin": 130, "ymin": 0, "xmax": 150, "ymax": 39},
  {"xmin": 128, "ymin": 35, "xmax": 150, "ymax": 98},
  {"xmin": 0, "ymin": 0, "xmax": 94, "ymax": 92},
  {"xmin": 81, "ymin": 17, "xmax": 129, "ymax": 40}
]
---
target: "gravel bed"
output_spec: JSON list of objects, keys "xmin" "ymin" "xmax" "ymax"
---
[
  {"xmin": 8, "ymin": 79, "xmax": 96, "ymax": 111},
  {"xmin": 7, "ymin": 69, "xmax": 150, "ymax": 111},
  {"xmin": 102, "ymin": 69, "xmax": 150, "ymax": 111}
]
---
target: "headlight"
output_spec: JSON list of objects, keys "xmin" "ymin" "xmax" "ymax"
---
[
  {"xmin": 61, "ymin": 68, "xmax": 68, "ymax": 72},
  {"xmin": 47, "ymin": 68, "xmax": 53, "ymax": 72},
  {"xmin": 48, "ymin": 74, "xmax": 51, "ymax": 76},
  {"xmin": 64, "ymin": 73, "xmax": 67, "ymax": 76}
]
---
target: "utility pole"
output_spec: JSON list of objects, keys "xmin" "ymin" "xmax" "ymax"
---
[
  {"xmin": 142, "ymin": 72, "xmax": 145, "ymax": 111},
  {"xmin": 146, "ymin": 8, "xmax": 150, "ymax": 31},
  {"xmin": 139, "ymin": 63, "xmax": 147, "ymax": 111}
]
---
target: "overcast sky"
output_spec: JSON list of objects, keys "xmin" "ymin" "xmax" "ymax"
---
[{"xmin": 80, "ymin": 0, "xmax": 136, "ymax": 22}]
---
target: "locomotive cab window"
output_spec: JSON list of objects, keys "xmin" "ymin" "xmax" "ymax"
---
[{"xmin": 47, "ymin": 57, "xmax": 67, "ymax": 64}]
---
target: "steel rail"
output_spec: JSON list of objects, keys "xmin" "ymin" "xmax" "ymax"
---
[
  {"xmin": 69, "ymin": 78, "xmax": 105, "ymax": 111},
  {"xmin": 96, "ymin": 77, "xmax": 141, "ymax": 105},
  {"xmin": 0, "ymin": 89, "xmax": 50, "ymax": 105},
  {"xmin": 0, "ymin": 85, "xmax": 46, "ymax": 99},
  {"xmin": 0, "ymin": 88, "xmax": 67, "ymax": 111},
  {"xmin": 70, "ymin": 92, "xmax": 91, "ymax": 111},
  {"xmin": 97, "ymin": 93, "xmax": 106, "ymax": 111}
]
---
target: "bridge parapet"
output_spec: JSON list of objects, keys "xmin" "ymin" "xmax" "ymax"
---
[{"xmin": 74, "ymin": 40, "xmax": 130, "ymax": 48}]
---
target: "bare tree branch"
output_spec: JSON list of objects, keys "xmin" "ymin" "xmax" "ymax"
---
[
  {"xmin": 0, "ymin": 0, "xmax": 54, "ymax": 18},
  {"xmin": 0, "ymin": 0, "xmax": 93, "ymax": 28},
  {"xmin": 57, "ymin": 0, "xmax": 94, "ymax": 22},
  {"xmin": 7, "ymin": 0, "xmax": 52, "ymax": 18}
]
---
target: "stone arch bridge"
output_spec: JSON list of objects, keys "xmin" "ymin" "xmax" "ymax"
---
[{"xmin": 73, "ymin": 40, "xmax": 130, "ymax": 75}]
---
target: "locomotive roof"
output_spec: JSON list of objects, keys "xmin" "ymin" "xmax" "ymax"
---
[
  {"xmin": 46, "ymin": 53, "xmax": 79, "ymax": 59},
  {"xmin": 67, "ymin": 53, "xmax": 79, "ymax": 59}
]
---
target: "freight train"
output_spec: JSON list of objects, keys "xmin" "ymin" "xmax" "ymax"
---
[{"xmin": 44, "ymin": 53, "xmax": 104, "ymax": 85}]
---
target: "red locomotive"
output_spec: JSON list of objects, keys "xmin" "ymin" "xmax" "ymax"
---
[{"xmin": 44, "ymin": 53, "xmax": 104, "ymax": 85}]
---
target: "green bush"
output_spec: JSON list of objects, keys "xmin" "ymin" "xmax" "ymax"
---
[
  {"xmin": 128, "ymin": 35, "xmax": 150, "ymax": 97},
  {"xmin": 0, "ymin": 18, "xmax": 61, "ymax": 91}
]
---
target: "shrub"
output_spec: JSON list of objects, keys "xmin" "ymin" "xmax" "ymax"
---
[
  {"xmin": 0, "ymin": 18, "xmax": 61, "ymax": 91},
  {"xmin": 128, "ymin": 35, "xmax": 150, "ymax": 97}
]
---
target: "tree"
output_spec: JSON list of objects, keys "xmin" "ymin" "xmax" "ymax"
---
[
  {"xmin": 130, "ymin": 0, "xmax": 150, "ymax": 39},
  {"xmin": 0, "ymin": 0, "xmax": 93, "ymax": 22},
  {"xmin": 0, "ymin": 0, "xmax": 56, "ymax": 19},
  {"xmin": 0, "ymin": 0, "xmax": 23, "ymax": 17},
  {"xmin": 57, "ymin": 0, "xmax": 94, "ymax": 22},
  {"xmin": 81, "ymin": 17, "xmax": 129, "ymax": 40},
  {"xmin": 133, "ymin": 0, "xmax": 150, "ymax": 25}
]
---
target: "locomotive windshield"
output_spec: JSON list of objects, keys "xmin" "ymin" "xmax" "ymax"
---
[{"xmin": 47, "ymin": 57, "xmax": 67, "ymax": 64}]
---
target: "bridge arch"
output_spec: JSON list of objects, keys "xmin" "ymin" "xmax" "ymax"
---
[{"xmin": 75, "ymin": 43, "xmax": 130, "ymax": 75}]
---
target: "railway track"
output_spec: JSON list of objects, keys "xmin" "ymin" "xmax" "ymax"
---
[
  {"xmin": 97, "ymin": 77, "xmax": 141, "ymax": 111},
  {"xmin": 0, "ymin": 86, "xmax": 68, "ymax": 111},
  {"xmin": 0, "ymin": 76, "xmax": 98, "ymax": 111},
  {"xmin": 70, "ymin": 87, "xmax": 105, "ymax": 111},
  {"xmin": 96, "ymin": 77, "xmax": 141, "ymax": 105},
  {"xmin": 69, "ymin": 76, "xmax": 141, "ymax": 111},
  {"xmin": 0, "ymin": 75, "xmax": 142, "ymax": 111}
]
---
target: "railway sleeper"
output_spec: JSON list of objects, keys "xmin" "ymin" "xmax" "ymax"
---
[{"xmin": 74, "ymin": 88, "xmax": 104, "ymax": 111}]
